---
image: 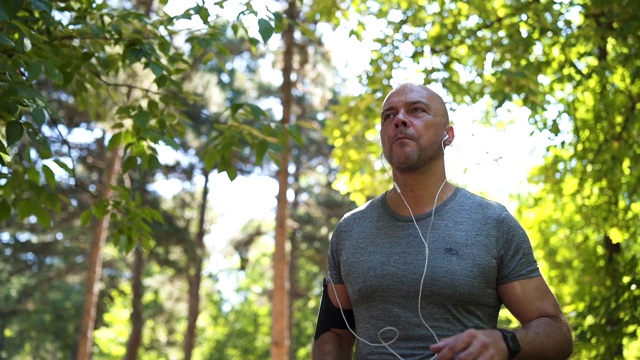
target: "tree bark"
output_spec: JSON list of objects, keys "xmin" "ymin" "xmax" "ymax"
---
[
  {"xmin": 0, "ymin": 319, "xmax": 5, "ymax": 360},
  {"xmin": 183, "ymin": 171, "xmax": 210, "ymax": 360},
  {"xmin": 271, "ymin": 0, "xmax": 297, "ymax": 359},
  {"xmin": 76, "ymin": 144, "xmax": 124, "ymax": 360},
  {"xmin": 123, "ymin": 2, "xmax": 154, "ymax": 358},
  {"xmin": 124, "ymin": 247, "xmax": 144, "ymax": 360}
]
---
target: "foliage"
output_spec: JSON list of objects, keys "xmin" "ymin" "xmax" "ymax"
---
[
  {"xmin": 0, "ymin": 0, "xmax": 292, "ymax": 358},
  {"xmin": 325, "ymin": 0, "xmax": 639, "ymax": 357},
  {"xmin": 0, "ymin": 0, "xmax": 286, "ymax": 248}
]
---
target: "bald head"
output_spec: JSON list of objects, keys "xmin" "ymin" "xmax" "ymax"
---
[{"xmin": 382, "ymin": 83, "xmax": 450, "ymax": 126}]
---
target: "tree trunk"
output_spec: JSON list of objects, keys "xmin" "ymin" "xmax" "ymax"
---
[
  {"xmin": 76, "ymin": 145, "xmax": 124, "ymax": 360},
  {"xmin": 271, "ymin": 0, "xmax": 296, "ymax": 359},
  {"xmin": 124, "ymin": 247, "xmax": 144, "ymax": 360},
  {"xmin": 288, "ymin": 229, "xmax": 298, "ymax": 360},
  {"xmin": 123, "ymin": 2, "xmax": 154, "ymax": 358},
  {"xmin": 183, "ymin": 172, "xmax": 209, "ymax": 360},
  {"xmin": 0, "ymin": 318, "xmax": 5, "ymax": 360},
  {"xmin": 603, "ymin": 234, "xmax": 624, "ymax": 358}
]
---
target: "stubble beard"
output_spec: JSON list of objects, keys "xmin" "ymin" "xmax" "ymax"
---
[{"xmin": 387, "ymin": 141, "xmax": 441, "ymax": 172}]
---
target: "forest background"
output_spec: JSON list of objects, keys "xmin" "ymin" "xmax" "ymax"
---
[{"xmin": 0, "ymin": 0, "xmax": 638, "ymax": 359}]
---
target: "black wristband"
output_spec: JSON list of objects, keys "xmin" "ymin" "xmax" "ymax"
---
[{"xmin": 498, "ymin": 329, "xmax": 521, "ymax": 360}]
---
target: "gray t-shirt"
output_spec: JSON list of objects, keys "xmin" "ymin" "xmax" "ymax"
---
[{"xmin": 327, "ymin": 188, "xmax": 540, "ymax": 359}]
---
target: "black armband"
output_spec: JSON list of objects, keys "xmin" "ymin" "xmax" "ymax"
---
[{"xmin": 314, "ymin": 278, "xmax": 355, "ymax": 341}]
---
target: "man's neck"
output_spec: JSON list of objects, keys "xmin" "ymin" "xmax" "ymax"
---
[{"xmin": 387, "ymin": 174, "xmax": 455, "ymax": 216}]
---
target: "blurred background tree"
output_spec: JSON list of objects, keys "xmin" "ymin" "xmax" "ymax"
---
[{"xmin": 1, "ymin": 0, "xmax": 637, "ymax": 359}]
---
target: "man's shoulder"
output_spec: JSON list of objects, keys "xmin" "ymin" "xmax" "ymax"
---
[
  {"xmin": 454, "ymin": 188, "xmax": 510, "ymax": 214},
  {"xmin": 336, "ymin": 194, "xmax": 385, "ymax": 227},
  {"xmin": 342, "ymin": 194, "xmax": 382, "ymax": 218}
]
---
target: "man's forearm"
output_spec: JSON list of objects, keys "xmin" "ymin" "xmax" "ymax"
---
[
  {"xmin": 515, "ymin": 315, "xmax": 573, "ymax": 359},
  {"xmin": 312, "ymin": 331, "xmax": 354, "ymax": 360}
]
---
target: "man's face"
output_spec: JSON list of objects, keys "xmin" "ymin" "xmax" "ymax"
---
[{"xmin": 380, "ymin": 84, "xmax": 448, "ymax": 172}]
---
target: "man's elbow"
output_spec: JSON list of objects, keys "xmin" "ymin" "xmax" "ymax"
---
[
  {"xmin": 558, "ymin": 320, "xmax": 574, "ymax": 359},
  {"xmin": 312, "ymin": 330, "xmax": 354, "ymax": 360}
]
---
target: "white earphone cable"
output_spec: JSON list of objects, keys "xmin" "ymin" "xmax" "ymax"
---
[{"xmin": 326, "ymin": 135, "xmax": 449, "ymax": 359}]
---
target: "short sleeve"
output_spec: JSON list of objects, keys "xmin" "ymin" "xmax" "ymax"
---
[
  {"xmin": 497, "ymin": 210, "xmax": 541, "ymax": 285},
  {"xmin": 327, "ymin": 222, "xmax": 345, "ymax": 285}
]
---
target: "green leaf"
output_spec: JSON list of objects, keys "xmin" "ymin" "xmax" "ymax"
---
[
  {"xmin": 203, "ymin": 150, "xmax": 219, "ymax": 171},
  {"xmin": 133, "ymin": 110, "xmax": 151, "ymax": 127},
  {"xmin": 197, "ymin": 5, "xmax": 209, "ymax": 23},
  {"xmin": 0, "ymin": 200, "xmax": 11, "ymax": 222},
  {"xmin": 255, "ymin": 140, "xmax": 269, "ymax": 165},
  {"xmin": 0, "ymin": 33, "xmax": 15, "ymax": 46},
  {"xmin": 124, "ymin": 44, "xmax": 145, "ymax": 65},
  {"xmin": 110, "ymin": 23, "xmax": 121, "ymax": 36},
  {"xmin": 6, "ymin": 120, "xmax": 24, "ymax": 146},
  {"xmin": 226, "ymin": 166, "xmax": 238, "ymax": 181},
  {"xmin": 124, "ymin": 236, "xmax": 136, "ymax": 253},
  {"xmin": 258, "ymin": 18, "xmax": 274, "ymax": 43},
  {"xmin": 149, "ymin": 61, "xmax": 164, "ymax": 78},
  {"xmin": 44, "ymin": 192, "xmax": 61, "ymax": 213},
  {"xmin": 247, "ymin": 103, "xmax": 266, "ymax": 120},
  {"xmin": 25, "ymin": 167, "xmax": 42, "ymax": 183},
  {"xmin": 231, "ymin": 102, "xmax": 244, "ymax": 116},
  {"xmin": 122, "ymin": 156, "xmax": 138, "ymax": 173},
  {"xmin": 162, "ymin": 136, "xmax": 180, "ymax": 149},
  {"xmin": 147, "ymin": 99, "xmax": 159, "ymax": 114},
  {"xmin": 54, "ymin": 159, "xmax": 73, "ymax": 175},
  {"xmin": 15, "ymin": 84, "xmax": 43, "ymax": 101},
  {"xmin": 93, "ymin": 199, "xmax": 109, "ymax": 218},
  {"xmin": 42, "ymin": 164, "xmax": 56, "ymax": 189},
  {"xmin": 201, "ymin": 51, "xmax": 215, "ymax": 65},
  {"xmin": 44, "ymin": 62, "xmax": 64, "ymax": 85},
  {"xmin": 9, "ymin": 19, "xmax": 30, "ymax": 37},
  {"xmin": 140, "ymin": 236, "xmax": 153, "ymax": 252},
  {"xmin": 80, "ymin": 209, "xmax": 93, "ymax": 225},
  {"xmin": 33, "ymin": 133, "xmax": 52, "ymax": 159},
  {"xmin": 155, "ymin": 74, "xmax": 168, "ymax": 87},
  {"xmin": 0, "ymin": 0, "xmax": 22, "ymax": 21},
  {"xmin": 146, "ymin": 155, "xmax": 160, "ymax": 170},
  {"xmin": 269, "ymin": 141, "xmax": 284, "ymax": 155},
  {"xmin": 26, "ymin": 61, "xmax": 42, "ymax": 81},
  {"xmin": 33, "ymin": 205, "xmax": 51, "ymax": 227},
  {"xmin": 272, "ymin": 11, "xmax": 284, "ymax": 33},
  {"xmin": 31, "ymin": 0, "xmax": 52, "ymax": 13},
  {"xmin": 27, "ymin": 166, "xmax": 39, "ymax": 183},
  {"xmin": 287, "ymin": 123, "xmax": 303, "ymax": 145},
  {"xmin": 17, "ymin": 198, "xmax": 38, "ymax": 221},
  {"xmin": 32, "ymin": 107, "xmax": 46, "ymax": 126},
  {"xmin": 108, "ymin": 132, "xmax": 123, "ymax": 151}
]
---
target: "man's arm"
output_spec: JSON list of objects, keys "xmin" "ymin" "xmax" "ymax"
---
[
  {"xmin": 430, "ymin": 276, "xmax": 573, "ymax": 360},
  {"xmin": 499, "ymin": 276, "xmax": 573, "ymax": 359},
  {"xmin": 313, "ymin": 329, "xmax": 355, "ymax": 360},
  {"xmin": 312, "ymin": 283, "xmax": 356, "ymax": 360}
]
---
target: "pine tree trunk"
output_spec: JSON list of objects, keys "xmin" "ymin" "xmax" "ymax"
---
[
  {"xmin": 124, "ymin": 247, "xmax": 144, "ymax": 360},
  {"xmin": 184, "ymin": 172, "xmax": 209, "ymax": 360},
  {"xmin": 271, "ymin": 0, "xmax": 297, "ymax": 358},
  {"xmin": 0, "ymin": 319, "xmax": 5, "ymax": 360},
  {"xmin": 76, "ymin": 145, "xmax": 124, "ymax": 360},
  {"xmin": 123, "ymin": 2, "xmax": 153, "ymax": 358}
]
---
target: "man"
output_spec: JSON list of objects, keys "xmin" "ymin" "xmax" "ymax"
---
[{"xmin": 312, "ymin": 83, "xmax": 573, "ymax": 359}]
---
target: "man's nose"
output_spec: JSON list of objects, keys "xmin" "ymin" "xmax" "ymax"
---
[{"xmin": 393, "ymin": 111, "xmax": 410, "ymax": 128}]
